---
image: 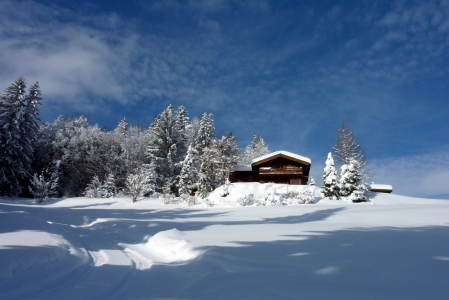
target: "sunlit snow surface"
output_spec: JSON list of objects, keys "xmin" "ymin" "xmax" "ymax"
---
[{"xmin": 1, "ymin": 184, "xmax": 449, "ymax": 299}]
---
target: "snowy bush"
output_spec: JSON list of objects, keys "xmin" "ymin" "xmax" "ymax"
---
[
  {"xmin": 265, "ymin": 191, "xmax": 282, "ymax": 206},
  {"xmin": 255, "ymin": 197, "xmax": 267, "ymax": 206},
  {"xmin": 296, "ymin": 188, "xmax": 315, "ymax": 204},
  {"xmin": 162, "ymin": 193, "xmax": 175, "ymax": 205},
  {"xmin": 126, "ymin": 173, "xmax": 147, "ymax": 203},
  {"xmin": 284, "ymin": 191, "xmax": 300, "ymax": 202},
  {"xmin": 185, "ymin": 196, "xmax": 196, "ymax": 207},
  {"xmin": 281, "ymin": 188, "xmax": 315, "ymax": 204},
  {"xmin": 237, "ymin": 193, "xmax": 255, "ymax": 206},
  {"xmin": 348, "ymin": 190, "xmax": 368, "ymax": 203},
  {"xmin": 219, "ymin": 179, "xmax": 232, "ymax": 197},
  {"xmin": 203, "ymin": 198, "xmax": 212, "ymax": 207},
  {"xmin": 180, "ymin": 192, "xmax": 189, "ymax": 202},
  {"xmin": 28, "ymin": 170, "xmax": 59, "ymax": 204}
]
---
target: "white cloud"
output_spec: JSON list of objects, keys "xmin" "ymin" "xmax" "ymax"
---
[
  {"xmin": 369, "ymin": 150, "xmax": 449, "ymax": 198},
  {"xmin": 0, "ymin": 1, "xmax": 137, "ymax": 109}
]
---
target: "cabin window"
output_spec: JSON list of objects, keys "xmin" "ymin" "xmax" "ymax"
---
[{"xmin": 292, "ymin": 179, "xmax": 300, "ymax": 185}]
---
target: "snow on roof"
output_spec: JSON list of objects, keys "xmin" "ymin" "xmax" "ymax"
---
[
  {"xmin": 370, "ymin": 184, "xmax": 393, "ymax": 191},
  {"xmin": 252, "ymin": 151, "xmax": 312, "ymax": 165},
  {"xmin": 233, "ymin": 165, "xmax": 253, "ymax": 171}
]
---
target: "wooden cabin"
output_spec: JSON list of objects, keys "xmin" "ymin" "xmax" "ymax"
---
[{"xmin": 230, "ymin": 151, "xmax": 311, "ymax": 185}]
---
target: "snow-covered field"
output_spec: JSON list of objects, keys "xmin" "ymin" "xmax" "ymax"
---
[{"xmin": 1, "ymin": 183, "xmax": 449, "ymax": 299}]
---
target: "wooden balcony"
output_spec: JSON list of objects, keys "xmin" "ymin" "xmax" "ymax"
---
[{"xmin": 259, "ymin": 166, "xmax": 303, "ymax": 175}]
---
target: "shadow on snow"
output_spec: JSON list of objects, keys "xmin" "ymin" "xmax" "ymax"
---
[{"xmin": 2, "ymin": 200, "xmax": 449, "ymax": 299}]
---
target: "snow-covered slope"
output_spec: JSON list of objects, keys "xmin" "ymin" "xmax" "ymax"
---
[{"xmin": 1, "ymin": 185, "xmax": 449, "ymax": 299}]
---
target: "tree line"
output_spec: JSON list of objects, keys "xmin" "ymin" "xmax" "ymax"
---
[{"xmin": 0, "ymin": 77, "xmax": 270, "ymax": 202}]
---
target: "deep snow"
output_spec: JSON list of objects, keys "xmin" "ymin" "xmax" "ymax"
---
[{"xmin": 1, "ymin": 183, "xmax": 449, "ymax": 299}]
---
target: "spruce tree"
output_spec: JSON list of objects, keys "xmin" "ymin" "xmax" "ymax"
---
[
  {"xmin": 196, "ymin": 160, "xmax": 213, "ymax": 199},
  {"xmin": 116, "ymin": 117, "xmax": 128, "ymax": 136},
  {"xmin": 140, "ymin": 163, "xmax": 157, "ymax": 196},
  {"xmin": 100, "ymin": 173, "xmax": 116, "ymax": 198},
  {"xmin": 84, "ymin": 175, "xmax": 102, "ymax": 198},
  {"xmin": 322, "ymin": 152, "xmax": 339, "ymax": 199},
  {"xmin": 339, "ymin": 157, "xmax": 367, "ymax": 201},
  {"xmin": 332, "ymin": 121, "xmax": 368, "ymax": 199},
  {"xmin": 178, "ymin": 145, "xmax": 198, "ymax": 196},
  {"xmin": 147, "ymin": 104, "xmax": 187, "ymax": 192},
  {"xmin": 240, "ymin": 134, "xmax": 269, "ymax": 164},
  {"xmin": 194, "ymin": 113, "xmax": 215, "ymax": 154},
  {"xmin": 196, "ymin": 134, "xmax": 240, "ymax": 193},
  {"xmin": 0, "ymin": 78, "xmax": 41, "ymax": 196}
]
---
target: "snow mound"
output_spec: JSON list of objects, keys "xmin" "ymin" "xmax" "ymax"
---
[
  {"xmin": 208, "ymin": 182, "xmax": 318, "ymax": 206},
  {"xmin": 121, "ymin": 229, "xmax": 202, "ymax": 270},
  {"xmin": 0, "ymin": 230, "xmax": 87, "ymax": 280}
]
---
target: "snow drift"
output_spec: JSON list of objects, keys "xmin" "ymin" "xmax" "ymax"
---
[{"xmin": 121, "ymin": 228, "xmax": 203, "ymax": 270}]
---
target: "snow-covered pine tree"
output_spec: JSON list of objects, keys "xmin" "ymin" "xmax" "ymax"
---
[
  {"xmin": 223, "ymin": 133, "xmax": 241, "ymax": 181},
  {"xmin": 186, "ymin": 116, "xmax": 200, "ymax": 147},
  {"xmin": 194, "ymin": 113, "xmax": 215, "ymax": 154},
  {"xmin": 164, "ymin": 144, "xmax": 177, "ymax": 195},
  {"xmin": 140, "ymin": 163, "xmax": 157, "ymax": 196},
  {"xmin": 308, "ymin": 177, "xmax": 316, "ymax": 186},
  {"xmin": 322, "ymin": 152, "xmax": 339, "ymax": 199},
  {"xmin": 107, "ymin": 118, "xmax": 150, "ymax": 191},
  {"xmin": 146, "ymin": 104, "xmax": 187, "ymax": 193},
  {"xmin": 332, "ymin": 121, "xmax": 368, "ymax": 200},
  {"xmin": 32, "ymin": 122, "xmax": 58, "ymax": 187},
  {"xmin": 116, "ymin": 117, "xmax": 128, "ymax": 136},
  {"xmin": 240, "ymin": 134, "xmax": 269, "ymax": 164},
  {"xmin": 28, "ymin": 168, "xmax": 59, "ymax": 204},
  {"xmin": 175, "ymin": 105, "xmax": 189, "ymax": 160},
  {"xmin": 339, "ymin": 157, "xmax": 367, "ymax": 201},
  {"xmin": 196, "ymin": 134, "xmax": 240, "ymax": 194},
  {"xmin": 51, "ymin": 116, "xmax": 106, "ymax": 196},
  {"xmin": 99, "ymin": 173, "xmax": 116, "ymax": 198},
  {"xmin": 178, "ymin": 145, "xmax": 198, "ymax": 197},
  {"xmin": 176, "ymin": 105, "xmax": 189, "ymax": 131},
  {"xmin": 196, "ymin": 160, "xmax": 213, "ymax": 199},
  {"xmin": 84, "ymin": 175, "xmax": 102, "ymax": 198},
  {"xmin": 0, "ymin": 78, "xmax": 42, "ymax": 196}
]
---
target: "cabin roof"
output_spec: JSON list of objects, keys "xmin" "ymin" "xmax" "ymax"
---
[{"xmin": 252, "ymin": 151, "xmax": 312, "ymax": 166}]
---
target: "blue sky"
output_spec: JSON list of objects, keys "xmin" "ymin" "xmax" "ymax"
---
[{"xmin": 1, "ymin": 0, "xmax": 449, "ymax": 198}]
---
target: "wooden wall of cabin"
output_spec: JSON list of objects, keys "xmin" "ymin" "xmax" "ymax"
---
[{"xmin": 229, "ymin": 171, "xmax": 258, "ymax": 183}]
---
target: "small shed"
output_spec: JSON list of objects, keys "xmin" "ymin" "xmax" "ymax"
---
[{"xmin": 370, "ymin": 184, "xmax": 393, "ymax": 193}]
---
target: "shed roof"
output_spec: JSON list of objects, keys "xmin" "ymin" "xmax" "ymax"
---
[
  {"xmin": 370, "ymin": 184, "xmax": 393, "ymax": 192},
  {"xmin": 233, "ymin": 165, "xmax": 253, "ymax": 171},
  {"xmin": 252, "ymin": 151, "xmax": 312, "ymax": 166}
]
